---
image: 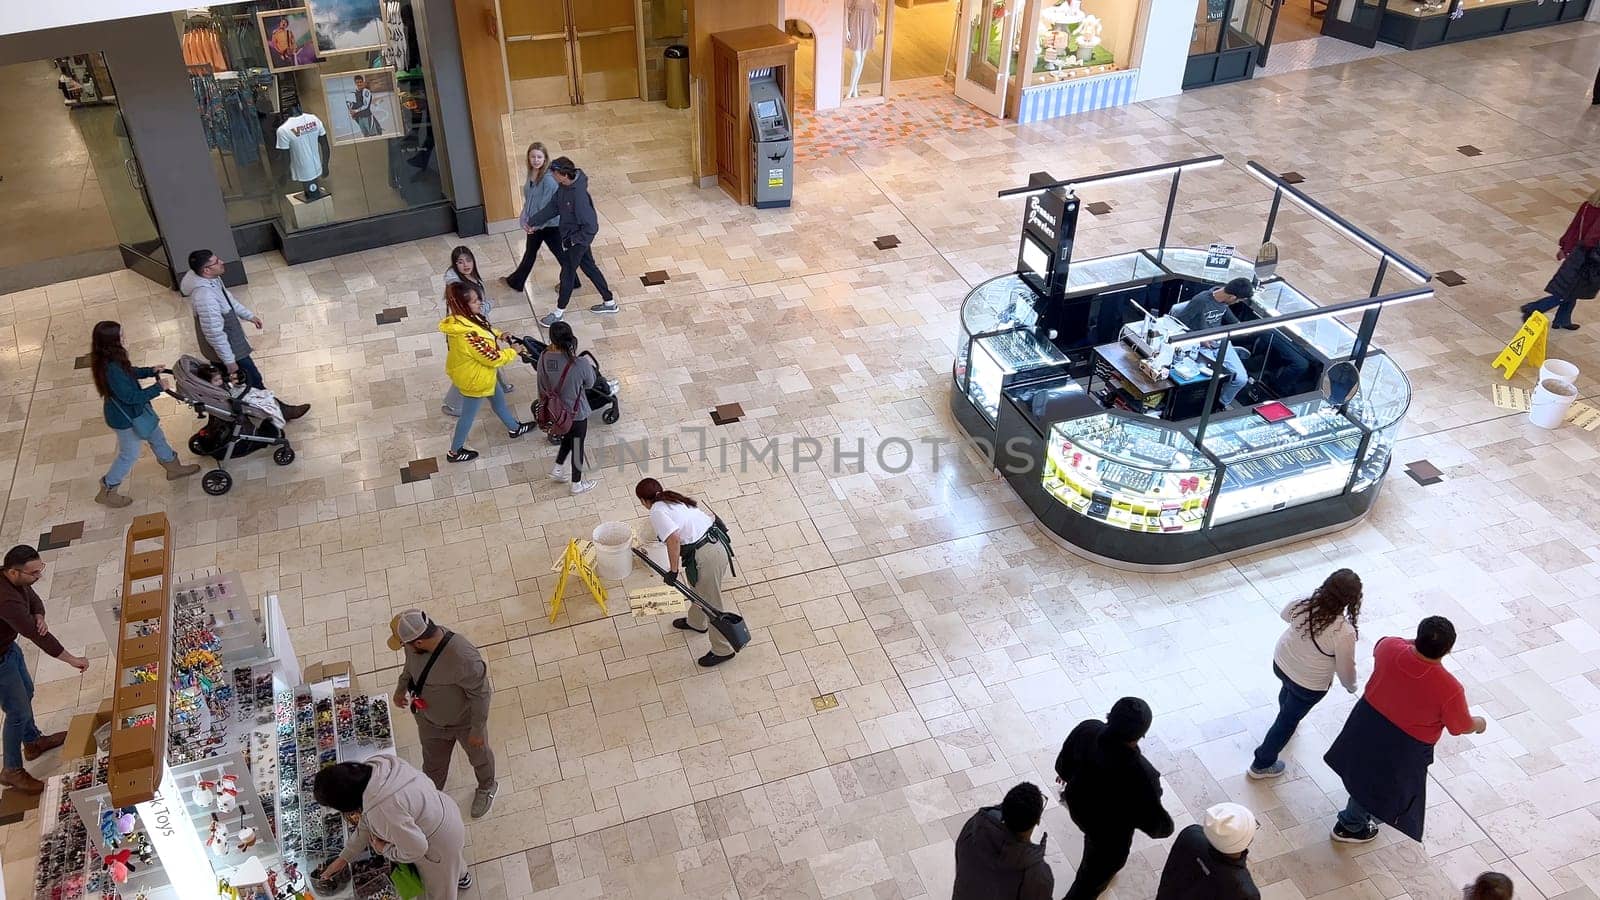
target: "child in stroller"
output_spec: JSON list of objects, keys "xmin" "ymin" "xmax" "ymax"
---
[
  {"xmin": 169, "ymin": 355, "xmax": 297, "ymax": 495},
  {"xmin": 515, "ymin": 334, "xmax": 621, "ymax": 442}
]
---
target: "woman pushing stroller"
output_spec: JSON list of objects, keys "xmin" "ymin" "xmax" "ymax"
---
[
  {"xmin": 439, "ymin": 282, "xmax": 534, "ymax": 463},
  {"xmin": 90, "ymin": 321, "xmax": 202, "ymax": 507}
]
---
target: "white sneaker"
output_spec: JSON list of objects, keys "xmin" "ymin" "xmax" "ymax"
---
[
  {"xmin": 550, "ymin": 465, "xmax": 568, "ymax": 481},
  {"xmin": 571, "ymin": 479, "xmax": 597, "ymax": 495}
]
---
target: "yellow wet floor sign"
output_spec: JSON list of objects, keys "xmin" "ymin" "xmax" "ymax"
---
[
  {"xmin": 548, "ymin": 538, "xmax": 607, "ymax": 622},
  {"xmin": 1493, "ymin": 312, "xmax": 1548, "ymax": 379}
]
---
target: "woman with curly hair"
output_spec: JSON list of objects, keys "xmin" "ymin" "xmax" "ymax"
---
[{"xmin": 1247, "ymin": 568, "xmax": 1362, "ymax": 779}]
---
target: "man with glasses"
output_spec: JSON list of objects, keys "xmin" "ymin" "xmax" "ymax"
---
[
  {"xmin": 180, "ymin": 250, "xmax": 311, "ymax": 420},
  {"xmin": 0, "ymin": 545, "xmax": 90, "ymax": 793}
]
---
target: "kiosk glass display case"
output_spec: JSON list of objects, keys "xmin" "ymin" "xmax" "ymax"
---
[
  {"xmin": 1196, "ymin": 397, "xmax": 1364, "ymax": 525},
  {"xmin": 968, "ymin": 329, "xmax": 1070, "ymax": 425},
  {"xmin": 1043, "ymin": 414, "xmax": 1216, "ymax": 532},
  {"xmin": 1348, "ymin": 352, "xmax": 1410, "ymax": 493}
]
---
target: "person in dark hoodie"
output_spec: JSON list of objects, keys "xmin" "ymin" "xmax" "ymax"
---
[
  {"xmin": 1055, "ymin": 696, "xmax": 1174, "ymax": 900},
  {"xmin": 951, "ymin": 782, "xmax": 1053, "ymax": 900},
  {"xmin": 532, "ymin": 156, "xmax": 617, "ymax": 326},
  {"xmin": 1155, "ymin": 803, "xmax": 1260, "ymax": 900}
]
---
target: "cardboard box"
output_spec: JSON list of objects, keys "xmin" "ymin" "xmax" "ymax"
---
[
  {"xmin": 303, "ymin": 660, "xmax": 358, "ymax": 690},
  {"xmin": 66, "ymin": 698, "xmax": 116, "ymax": 759}
]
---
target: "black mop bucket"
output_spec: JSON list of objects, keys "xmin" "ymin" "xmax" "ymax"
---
[{"xmin": 632, "ymin": 546, "xmax": 750, "ymax": 651}]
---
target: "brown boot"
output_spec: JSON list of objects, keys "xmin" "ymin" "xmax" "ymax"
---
[
  {"xmin": 160, "ymin": 457, "xmax": 201, "ymax": 480},
  {"xmin": 0, "ymin": 767, "xmax": 45, "ymax": 793},
  {"xmin": 95, "ymin": 478, "xmax": 132, "ymax": 508},
  {"xmin": 23, "ymin": 731, "xmax": 66, "ymax": 761}
]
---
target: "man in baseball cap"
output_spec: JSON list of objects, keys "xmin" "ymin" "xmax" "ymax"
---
[
  {"xmin": 1155, "ymin": 802, "xmax": 1260, "ymax": 900},
  {"xmin": 389, "ymin": 609, "xmax": 498, "ymax": 818}
]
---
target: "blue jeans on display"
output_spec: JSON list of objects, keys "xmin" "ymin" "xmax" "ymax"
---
[
  {"xmin": 1525, "ymin": 294, "xmax": 1577, "ymax": 327},
  {"xmin": 452, "ymin": 382, "xmax": 521, "ymax": 450},
  {"xmin": 235, "ymin": 355, "xmax": 266, "ymax": 390},
  {"xmin": 1252, "ymin": 663, "xmax": 1328, "ymax": 771},
  {"xmin": 1337, "ymin": 795, "xmax": 1374, "ymax": 832},
  {"xmin": 104, "ymin": 410, "xmax": 178, "ymax": 488},
  {"xmin": 1, "ymin": 643, "xmax": 42, "ymax": 770}
]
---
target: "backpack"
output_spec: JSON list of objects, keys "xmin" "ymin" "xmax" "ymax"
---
[{"xmin": 536, "ymin": 356, "xmax": 577, "ymax": 437}]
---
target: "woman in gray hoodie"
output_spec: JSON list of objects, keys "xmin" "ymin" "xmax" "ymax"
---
[
  {"xmin": 500, "ymin": 141, "xmax": 576, "ymax": 295},
  {"xmin": 313, "ymin": 754, "xmax": 471, "ymax": 898}
]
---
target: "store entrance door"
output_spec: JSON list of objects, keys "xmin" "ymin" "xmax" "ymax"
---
[
  {"xmin": 501, "ymin": 0, "xmax": 644, "ymax": 110},
  {"xmin": 1320, "ymin": 0, "xmax": 1388, "ymax": 46},
  {"xmin": 953, "ymin": 0, "xmax": 1018, "ymax": 117},
  {"xmin": 0, "ymin": 56, "xmax": 168, "ymax": 294}
]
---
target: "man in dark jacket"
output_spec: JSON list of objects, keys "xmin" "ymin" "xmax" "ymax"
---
[
  {"xmin": 1155, "ymin": 803, "xmax": 1260, "ymax": 900},
  {"xmin": 1055, "ymin": 697, "xmax": 1174, "ymax": 900},
  {"xmin": 533, "ymin": 156, "xmax": 617, "ymax": 326},
  {"xmin": 951, "ymin": 782, "xmax": 1053, "ymax": 900}
]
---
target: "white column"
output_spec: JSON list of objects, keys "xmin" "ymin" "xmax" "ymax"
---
[{"xmin": 1132, "ymin": 0, "xmax": 1197, "ymax": 101}]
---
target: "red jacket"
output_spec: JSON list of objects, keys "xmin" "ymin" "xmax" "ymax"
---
[{"xmin": 1559, "ymin": 203, "xmax": 1600, "ymax": 256}]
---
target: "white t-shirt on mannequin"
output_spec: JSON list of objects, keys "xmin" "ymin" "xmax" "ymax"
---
[{"xmin": 275, "ymin": 112, "xmax": 326, "ymax": 182}]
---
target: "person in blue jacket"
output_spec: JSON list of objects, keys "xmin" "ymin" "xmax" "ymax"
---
[{"xmin": 89, "ymin": 321, "xmax": 200, "ymax": 507}]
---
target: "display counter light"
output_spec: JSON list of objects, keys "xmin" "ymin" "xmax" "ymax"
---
[
  {"xmin": 1244, "ymin": 162, "xmax": 1430, "ymax": 285},
  {"xmin": 997, "ymin": 154, "xmax": 1226, "ymax": 198}
]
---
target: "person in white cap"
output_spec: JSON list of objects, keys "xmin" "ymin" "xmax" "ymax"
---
[
  {"xmin": 1155, "ymin": 802, "xmax": 1260, "ymax": 900},
  {"xmin": 389, "ymin": 610, "xmax": 497, "ymax": 819}
]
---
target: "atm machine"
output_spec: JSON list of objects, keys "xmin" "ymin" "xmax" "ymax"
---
[{"xmin": 748, "ymin": 69, "xmax": 793, "ymax": 209}]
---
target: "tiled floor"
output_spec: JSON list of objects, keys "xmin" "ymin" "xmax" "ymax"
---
[{"xmin": 7, "ymin": 21, "xmax": 1600, "ymax": 900}]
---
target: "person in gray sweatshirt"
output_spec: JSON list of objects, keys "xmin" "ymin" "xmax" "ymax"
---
[
  {"xmin": 181, "ymin": 249, "xmax": 310, "ymax": 419},
  {"xmin": 314, "ymin": 754, "xmax": 472, "ymax": 897},
  {"xmin": 500, "ymin": 142, "xmax": 580, "ymax": 295},
  {"xmin": 389, "ymin": 610, "xmax": 497, "ymax": 819},
  {"xmin": 534, "ymin": 156, "xmax": 616, "ymax": 326},
  {"xmin": 536, "ymin": 320, "xmax": 598, "ymax": 495}
]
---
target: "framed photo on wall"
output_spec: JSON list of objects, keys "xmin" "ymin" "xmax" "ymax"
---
[
  {"xmin": 257, "ymin": 8, "xmax": 319, "ymax": 72},
  {"xmin": 320, "ymin": 66, "xmax": 401, "ymax": 145},
  {"xmin": 308, "ymin": 0, "xmax": 383, "ymax": 56}
]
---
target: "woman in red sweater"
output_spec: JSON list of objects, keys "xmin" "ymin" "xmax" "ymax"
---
[{"xmin": 1520, "ymin": 191, "xmax": 1600, "ymax": 331}]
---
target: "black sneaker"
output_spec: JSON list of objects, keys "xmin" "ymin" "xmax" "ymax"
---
[
  {"xmin": 672, "ymin": 617, "xmax": 707, "ymax": 634},
  {"xmin": 458, "ymin": 871, "xmax": 474, "ymax": 890},
  {"xmin": 447, "ymin": 448, "xmax": 479, "ymax": 463},
  {"xmin": 590, "ymin": 300, "xmax": 619, "ymax": 314},
  {"xmin": 508, "ymin": 422, "xmax": 534, "ymax": 438},
  {"xmin": 697, "ymin": 650, "xmax": 735, "ymax": 667},
  {"xmin": 1331, "ymin": 821, "xmax": 1379, "ymax": 844}
]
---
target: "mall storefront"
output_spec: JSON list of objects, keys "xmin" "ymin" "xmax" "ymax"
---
[{"xmin": 0, "ymin": 0, "xmax": 486, "ymax": 292}]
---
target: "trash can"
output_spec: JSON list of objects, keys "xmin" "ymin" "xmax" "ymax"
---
[
  {"xmin": 1529, "ymin": 377, "xmax": 1578, "ymax": 429},
  {"xmin": 592, "ymin": 522, "xmax": 635, "ymax": 579},
  {"xmin": 665, "ymin": 45, "xmax": 689, "ymax": 109}
]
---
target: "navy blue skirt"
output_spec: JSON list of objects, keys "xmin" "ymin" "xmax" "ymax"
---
[{"xmin": 1324, "ymin": 698, "xmax": 1434, "ymax": 841}]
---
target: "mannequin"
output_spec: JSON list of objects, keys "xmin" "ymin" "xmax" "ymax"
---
[
  {"xmin": 275, "ymin": 103, "xmax": 334, "ymax": 201},
  {"xmin": 844, "ymin": 0, "xmax": 878, "ymax": 99}
]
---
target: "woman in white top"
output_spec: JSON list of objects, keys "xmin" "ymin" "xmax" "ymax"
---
[
  {"xmin": 1249, "ymin": 568, "xmax": 1361, "ymax": 779},
  {"xmin": 636, "ymin": 477, "xmax": 741, "ymax": 667}
]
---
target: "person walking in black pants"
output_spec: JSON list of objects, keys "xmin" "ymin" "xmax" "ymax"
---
[
  {"xmin": 534, "ymin": 156, "xmax": 616, "ymax": 327},
  {"xmin": 1055, "ymin": 697, "xmax": 1174, "ymax": 900},
  {"xmin": 502, "ymin": 142, "xmax": 579, "ymax": 295}
]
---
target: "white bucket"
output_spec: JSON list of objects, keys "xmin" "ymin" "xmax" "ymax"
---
[
  {"xmin": 1540, "ymin": 358, "xmax": 1579, "ymax": 387},
  {"xmin": 1529, "ymin": 378, "xmax": 1579, "ymax": 429},
  {"xmin": 591, "ymin": 522, "xmax": 634, "ymax": 579}
]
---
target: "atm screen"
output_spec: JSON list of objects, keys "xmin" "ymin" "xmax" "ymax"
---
[
  {"xmin": 756, "ymin": 99, "xmax": 779, "ymax": 118},
  {"xmin": 1020, "ymin": 237, "xmax": 1050, "ymax": 280}
]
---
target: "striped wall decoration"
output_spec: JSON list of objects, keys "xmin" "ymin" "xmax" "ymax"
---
[{"xmin": 1016, "ymin": 69, "xmax": 1140, "ymax": 124}]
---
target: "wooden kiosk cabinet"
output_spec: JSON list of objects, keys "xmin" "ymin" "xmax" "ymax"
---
[{"xmin": 710, "ymin": 26, "xmax": 797, "ymax": 206}]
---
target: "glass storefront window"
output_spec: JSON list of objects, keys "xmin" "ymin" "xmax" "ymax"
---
[
  {"xmin": 172, "ymin": 0, "xmax": 445, "ymax": 233},
  {"xmin": 1189, "ymin": 0, "xmax": 1226, "ymax": 54},
  {"xmin": 1027, "ymin": 0, "xmax": 1135, "ymax": 85}
]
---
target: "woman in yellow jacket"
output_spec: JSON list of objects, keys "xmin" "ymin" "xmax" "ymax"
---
[{"xmin": 440, "ymin": 282, "xmax": 533, "ymax": 462}]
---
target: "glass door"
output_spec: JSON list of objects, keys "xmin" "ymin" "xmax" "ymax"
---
[
  {"xmin": 1320, "ymin": 0, "xmax": 1387, "ymax": 46},
  {"xmin": 500, "ymin": 0, "xmax": 641, "ymax": 110},
  {"xmin": 954, "ymin": 0, "xmax": 1018, "ymax": 116},
  {"xmin": 1232, "ymin": 0, "xmax": 1281, "ymax": 64}
]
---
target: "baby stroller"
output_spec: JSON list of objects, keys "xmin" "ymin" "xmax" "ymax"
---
[
  {"xmin": 168, "ymin": 355, "xmax": 297, "ymax": 496},
  {"xmin": 515, "ymin": 335, "xmax": 621, "ymax": 442}
]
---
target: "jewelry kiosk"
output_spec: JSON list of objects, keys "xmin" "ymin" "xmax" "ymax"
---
[{"xmin": 952, "ymin": 158, "xmax": 1432, "ymax": 570}]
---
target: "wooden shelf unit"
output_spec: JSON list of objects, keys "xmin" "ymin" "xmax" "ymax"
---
[{"xmin": 107, "ymin": 513, "xmax": 174, "ymax": 807}]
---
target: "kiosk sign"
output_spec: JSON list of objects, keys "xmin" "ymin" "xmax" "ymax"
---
[
  {"xmin": 1204, "ymin": 243, "xmax": 1236, "ymax": 270},
  {"xmin": 1017, "ymin": 186, "xmax": 1078, "ymax": 302}
]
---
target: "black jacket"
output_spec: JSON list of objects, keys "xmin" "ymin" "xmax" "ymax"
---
[
  {"xmin": 951, "ymin": 807, "xmax": 1054, "ymax": 900},
  {"xmin": 1155, "ymin": 825, "xmax": 1260, "ymax": 900},
  {"xmin": 532, "ymin": 169, "xmax": 600, "ymax": 249},
  {"xmin": 1054, "ymin": 719, "xmax": 1174, "ymax": 839},
  {"xmin": 1546, "ymin": 246, "xmax": 1600, "ymax": 302}
]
